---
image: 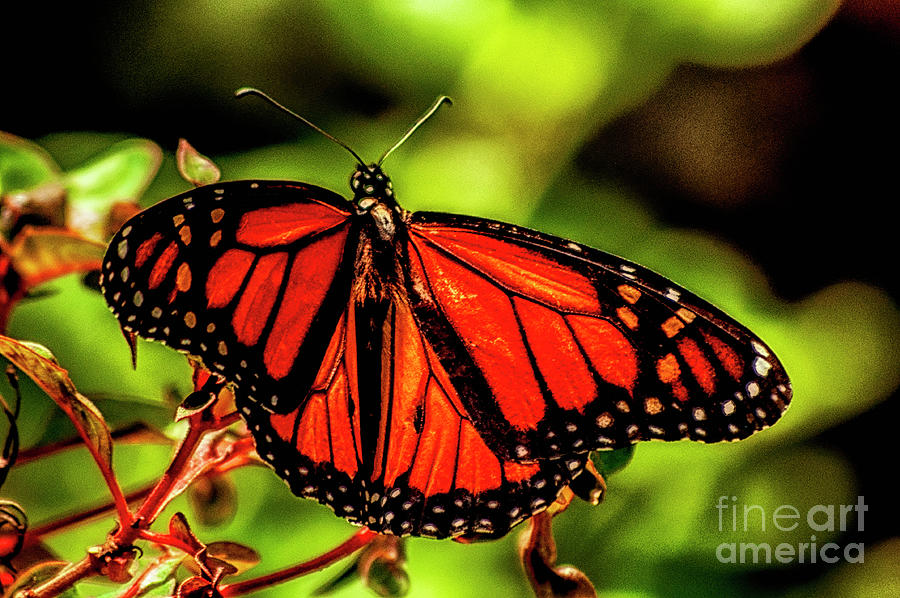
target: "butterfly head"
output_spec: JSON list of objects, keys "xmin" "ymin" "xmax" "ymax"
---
[
  {"xmin": 351, "ymin": 164, "xmax": 401, "ymax": 241},
  {"xmin": 350, "ymin": 164, "xmax": 394, "ymax": 209}
]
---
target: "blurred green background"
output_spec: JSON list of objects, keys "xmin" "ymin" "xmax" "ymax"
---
[{"xmin": 2, "ymin": 1, "xmax": 899, "ymax": 596}]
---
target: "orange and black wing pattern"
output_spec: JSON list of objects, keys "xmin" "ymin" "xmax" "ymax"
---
[
  {"xmin": 101, "ymin": 176, "xmax": 791, "ymax": 541},
  {"xmin": 405, "ymin": 213, "xmax": 791, "ymax": 462},
  {"xmin": 101, "ymin": 180, "xmax": 357, "ymax": 417},
  {"xmin": 244, "ymin": 299, "xmax": 586, "ymax": 538}
]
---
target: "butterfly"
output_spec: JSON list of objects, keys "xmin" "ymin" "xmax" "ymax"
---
[{"xmin": 100, "ymin": 91, "xmax": 791, "ymax": 540}]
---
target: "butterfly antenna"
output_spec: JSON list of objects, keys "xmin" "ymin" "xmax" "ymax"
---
[
  {"xmin": 235, "ymin": 87, "xmax": 367, "ymax": 167},
  {"xmin": 377, "ymin": 95, "xmax": 452, "ymax": 167}
]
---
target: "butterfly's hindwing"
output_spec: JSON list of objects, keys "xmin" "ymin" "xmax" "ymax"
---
[{"xmin": 243, "ymin": 300, "xmax": 586, "ymax": 538}]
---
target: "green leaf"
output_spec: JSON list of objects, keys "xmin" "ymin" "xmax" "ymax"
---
[
  {"xmin": 176, "ymin": 138, "xmax": 221, "ymax": 187},
  {"xmin": 65, "ymin": 139, "xmax": 162, "ymax": 201},
  {"xmin": 118, "ymin": 555, "xmax": 182, "ymax": 598},
  {"xmin": 0, "ymin": 132, "xmax": 61, "ymax": 195},
  {"xmin": 64, "ymin": 139, "xmax": 162, "ymax": 240},
  {"xmin": 590, "ymin": 446, "xmax": 636, "ymax": 477}
]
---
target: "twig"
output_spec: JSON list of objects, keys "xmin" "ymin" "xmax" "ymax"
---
[
  {"xmin": 18, "ymin": 409, "xmax": 235, "ymax": 598},
  {"xmin": 218, "ymin": 528, "xmax": 378, "ymax": 597}
]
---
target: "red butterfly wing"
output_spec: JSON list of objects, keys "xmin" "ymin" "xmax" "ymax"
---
[
  {"xmin": 245, "ymin": 299, "xmax": 584, "ymax": 538},
  {"xmin": 405, "ymin": 212, "xmax": 791, "ymax": 462},
  {"xmin": 102, "ymin": 180, "xmax": 356, "ymax": 416},
  {"xmin": 240, "ymin": 305, "xmax": 366, "ymax": 519}
]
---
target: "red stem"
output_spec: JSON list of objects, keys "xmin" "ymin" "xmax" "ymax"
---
[
  {"xmin": 218, "ymin": 528, "xmax": 378, "ymax": 597},
  {"xmin": 101, "ymin": 461, "xmax": 133, "ymax": 528},
  {"xmin": 132, "ymin": 419, "xmax": 210, "ymax": 525},
  {"xmin": 16, "ymin": 423, "xmax": 169, "ymax": 466},
  {"xmin": 20, "ymin": 413, "xmax": 228, "ymax": 598},
  {"xmin": 136, "ymin": 530, "xmax": 199, "ymax": 555},
  {"xmin": 26, "ymin": 485, "xmax": 154, "ymax": 543}
]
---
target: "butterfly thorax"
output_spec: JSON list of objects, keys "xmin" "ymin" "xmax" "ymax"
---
[{"xmin": 350, "ymin": 165, "xmax": 409, "ymax": 307}]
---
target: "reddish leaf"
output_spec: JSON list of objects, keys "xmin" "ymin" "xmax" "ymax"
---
[
  {"xmin": 7, "ymin": 226, "xmax": 104, "ymax": 289},
  {"xmin": 182, "ymin": 542, "xmax": 258, "ymax": 578},
  {"xmin": 187, "ymin": 473, "xmax": 237, "ymax": 528},
  {"xmin": 0, "ymin": 501, "xmax": 27, "ymax": 560},
  {"xmin": 176, "ymin": 575, "xmax": 220, "ymax": 598},
  {"xmin": 0, "ymin": 182, "xmax": 67, "ymax": 234},
  {"xmin": 166, "ymin": 513, "xmax": 243, "ymax": 582},
  {"xmin": 0, "ymin": 335, "xmax": 113, "ymax": 475},
  {"xmin": 1, "ymin": 564, "xmax": 15, "ymax": 590},
  {"xmin": 105, "ymin": 200, "xmax": 143, "ymax": 240},
  {"xmin": 168, "ymin": 513, "xmax": 206, "ymax": 556},
  {"xmin": 0, "ymin": 250, "xmax": 25, "ymax": 333},
  {"xmin": 205, "ymin": 543, "xmax": 259, "ymax": 575}
]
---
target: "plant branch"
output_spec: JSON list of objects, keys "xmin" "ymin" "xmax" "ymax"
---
[
  {"xmin": 16, "ymin": 423, "xmax": 170, "ymax": 466},
  {"xmin": 218, "ymin": 528, "xmax": 378, "ymax": 597},
  {"xmin": 136, "ymin": 530, "xmax": 200, "ymax": 555},
  {"xmin": 18, "ymin": 408, "xmax": 238, "ymax": 598},
  {"xmin": 131, "ymin": 420, "xmax": 210, "ymax": 526},
  {"xmin": 26, "ymin": 485, "xmax": 154, "ymax": 544},
  {"xmin": 17, "ymin": 556, "xmax": 96, "ymax": 598}
]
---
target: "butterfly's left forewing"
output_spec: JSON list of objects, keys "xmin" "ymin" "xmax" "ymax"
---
[
  {"xmin": 404, "ymin": 212, "xmax": 791, "ymax": 462},
  {"xmin": 102, "ymin": 180, "xmax": 357, "ymax": 414}
]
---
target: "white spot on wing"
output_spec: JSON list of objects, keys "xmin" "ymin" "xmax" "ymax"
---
[{"xmin": 753, "ymin": 357, "xmax": 772, "ymax": 377}]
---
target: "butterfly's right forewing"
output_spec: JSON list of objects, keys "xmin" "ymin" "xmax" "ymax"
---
[{"xmin": 403, "ymin": 212, "xmax": 791, "ymax": 463}]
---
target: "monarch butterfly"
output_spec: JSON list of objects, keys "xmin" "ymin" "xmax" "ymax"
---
[{"xmin": 101, "ymin": 90, "xmax": 791, "ymax": 540}]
